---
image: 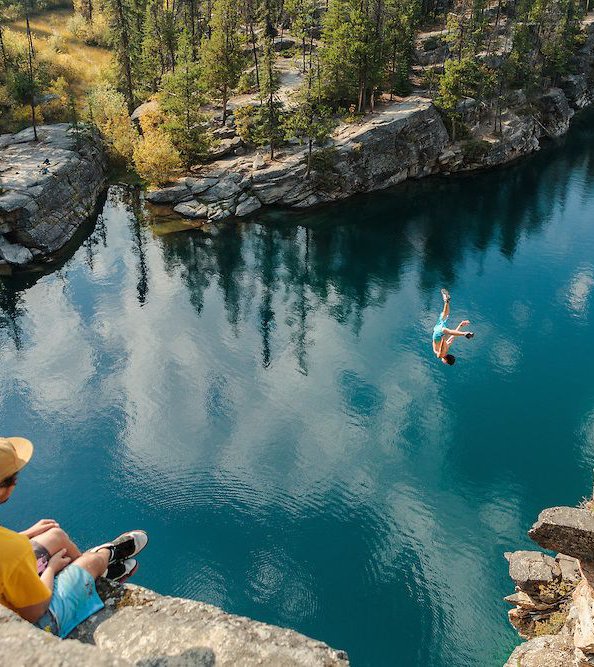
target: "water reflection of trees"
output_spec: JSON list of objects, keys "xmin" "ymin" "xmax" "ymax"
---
[
  {"xmin": 1, "ymin": 113, "xmax": 593, "ymax": 364},
  {"xmin": 159, "ymin": 119, "xmax": 594, "ymax": 369}
]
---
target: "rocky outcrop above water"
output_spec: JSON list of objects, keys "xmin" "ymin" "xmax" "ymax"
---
[
  {"xmin": 145, "ymin": 16, "xmax": 594, "ymax": 227},
  {"xmin": 0, "ymin": 123, "xmax": 107, "ymax": 274},
  {"xmin": 0, "ymin": 579, "xmax": 348, "ymax": 666},
  {"xmin": 144, "ymin": 86, "xmax": 585, "ymax": 226},
  {"xmin": 504, "ymin": 500, "xmax": 594, "ymax": 666},
  {"xmin": 146, "ymin": 99, "xmax": 450, "ymax": 224}
]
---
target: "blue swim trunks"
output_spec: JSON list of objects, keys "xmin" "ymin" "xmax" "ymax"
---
[
  {"xmin": 433, "ymin": 315, "xmax": 448, "ymax": 341},
  {"xmin": 35, "ymin": 564, "xmax": 104, "ymax": 638}
]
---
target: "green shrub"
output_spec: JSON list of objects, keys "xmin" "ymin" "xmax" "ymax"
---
[
  {"xmin": 461, "ymin": 139, "xmax": 491, "ymax": 162},
  {"xmin": 534, "ymin": 610, "xmax": 568, "ymax": 637}
]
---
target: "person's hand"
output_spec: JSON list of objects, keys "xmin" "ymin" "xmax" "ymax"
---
[
  {"xmin": 22, "ymin": 519, "xmax": 59, "ymax": 538},
  {"xmin": 47, "ymin": 548, "xmax": 71, "ymax": 574}
]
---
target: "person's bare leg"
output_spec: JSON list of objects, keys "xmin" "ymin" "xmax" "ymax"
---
[
  {"xmin": 440, "ymin": 291, "xmax": 450, "ymax": 321},
  {"xmin": 71, "ymin": 549, "xmax": 110, "ymax": 580},
  {"xmin": 33, "ymin": 527, "xmax": 82, "ymax": 560}
]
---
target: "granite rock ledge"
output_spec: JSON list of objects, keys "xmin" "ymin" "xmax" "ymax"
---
[
  {"xmin": 504, "ymin": 502, "xmax": 594, "ymax": 666},
  {"xmin": 0, "ymin": 124, "xmax": 108, "ymax": 274},
  {"xmin": 0, "ymin": 579, "xmax": 349, "ymax": 666}
]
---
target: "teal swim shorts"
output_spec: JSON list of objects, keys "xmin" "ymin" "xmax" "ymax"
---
[
  {"xmin": 433, "ymin": 315, "xmax": 448, "ymax": 342},
  {"xmin": 35, "ymin": 564, "xmax": 104, "ymax": 638}
]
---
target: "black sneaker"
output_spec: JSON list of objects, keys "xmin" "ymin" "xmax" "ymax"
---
[
  {"xmin": 92, "ymin": 530, "xmax": 149, "ymax": 564},
  {"xmin": 465, "ymin": 332, "xmax": 475, "ymax": 339},
  {"xmin": 105, "ymin": 558, "xmax": 138, "ymax": 583}
]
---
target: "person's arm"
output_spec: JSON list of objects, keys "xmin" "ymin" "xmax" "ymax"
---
[
  {"xmin": 20, "ymin": 519, "xmax": 59, "ymax": 539},
  {"xmin": 14, "ymin": 549, "xmax": 70, "ymax": 623},
  {"xmin": 443, "ymin": 320, "xmax": 471, "ymax": 338}
]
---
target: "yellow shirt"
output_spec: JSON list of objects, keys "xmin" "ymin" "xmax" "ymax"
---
[{"xmin": 0, "ymin": 525, "xmax": 51, "ymax": 611}]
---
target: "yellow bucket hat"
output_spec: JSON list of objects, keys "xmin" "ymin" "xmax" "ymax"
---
[{"xmin": 0, "ymin": 437, "xmax": 33, "ymax": 481}]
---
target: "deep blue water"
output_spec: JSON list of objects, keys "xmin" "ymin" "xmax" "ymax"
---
[{"xmin": 2, "ymin": 112, "xmax": 594, "ymax": 666}]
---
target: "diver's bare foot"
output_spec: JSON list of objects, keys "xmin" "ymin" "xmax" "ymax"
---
[
  {"xmin": 460, "ymin": 320, "xmax": 470, "ymax": 327},
  {"xmin": 441, "ymin": 288, "xmax": 451, "ymax": 303}
]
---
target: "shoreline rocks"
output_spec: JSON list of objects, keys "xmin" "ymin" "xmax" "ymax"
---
[
  {"xmin": 0, "ymin": 579, "xmax": 349, "ymax": 666},
  {"xmin": 0, "ymin": 123, "xmax": 107, "ymax": 275},
  {"xmin": 504, "ymin": 502, "xmax": 594, "ymax": 666},
  {"xmin": 145, "ymin": 17, "xmax": 594, "ymax": 228},
  {"xmin": 144, "ymin": 84, "xmax": 591, "ymax": 228}
]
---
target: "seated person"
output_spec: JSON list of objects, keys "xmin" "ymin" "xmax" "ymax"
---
[{"xmin": 0, "ymin": 436, "xmax": 148, "ymax": 638}]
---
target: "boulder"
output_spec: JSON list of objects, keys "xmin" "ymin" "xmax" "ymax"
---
[
  {"xmin": 0, "ymin": 236, "xmax": 34, "ymax": 265},
  {"xmin": 145, "ymin": 185, "xmax": 192, "ymax": 205},
  {"xmin": 537, "ymin": 88, "xmax": 574, "ymax": 138},
  {"xmin": 207, "ymin": 137, "xmax": 243, "ymax": 161},
  {"xmin": 130, "ymin": 99, "xmax": 159, "ymax": 122},
  {"xmin": 506, "ymin": 551, "xmax": 561, "ymax": 598},
  {"xmin": 503, "ymin": 635, "xmax": 575, "ymax": 667},
  {"xmin": 74, "ymin": 583, "xmax": 349, "ymax": 666},
  {"xmin": 504, "ymin": 591, "xmax": 556, "ymax": 612},
  {"xmin": 235, "ymin": 196, "xmax": 262, "ymax": 217},
  {"xmin": 197, "ymin": 178, "xmax": 243, "ymax": 204},
  {"xmin": 252, "ymin": 153, "xmax": 266, "ymax": 170},
  {"xmin": 173, "ymin": 201, "xmax": 209, "ymax": 219},
  {"xmin": 185, "ymin": 177, "xmax": 219, "ymax": 195},
  {"xmin": 560, "ymin": 74, "xmax": 592, "ymax": 110},
  {"xmin": 0, "ymin": 124, "xmax": 107, "ymax": 269},
  {"xmin": 528, "ymin": 507, "xmax": 594, "ymax": 563}
]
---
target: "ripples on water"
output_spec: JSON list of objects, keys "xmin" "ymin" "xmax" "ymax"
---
[{"xmin": 2, "ymin": 112, "xmax": 594, "ymax": 666}]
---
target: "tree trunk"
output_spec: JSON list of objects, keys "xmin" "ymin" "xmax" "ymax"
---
[
  {"xmin": 302, "ymin": 36, "xmax": 306, "ymax": 73},
  {"xmin": 25, "ymin": 14, "xmax": 38, "ymax": 141},
  {"xmin": 306, "ymin": 138, "xmax": 312, "ymax": 178},
  {"xmin": 222, "ymin": 85, "xmax": 228, "ymax": 124},
  {"xmin": 0, "ymin": 23, "xmax": 7, "ymax": 71},
  {"xmin": 249, "ymin": 21, "xmax": 260, "ymax": 93},
  {"xmin": 113, "ymin": 0, "xmax": 135, "ymax": 114}
]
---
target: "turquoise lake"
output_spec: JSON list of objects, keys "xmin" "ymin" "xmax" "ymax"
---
[{"xmin": 3, "ymin": 112, "xmax": 594, "ymax": 666}]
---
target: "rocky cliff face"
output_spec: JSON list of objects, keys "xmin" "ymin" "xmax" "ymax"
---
[
  {"xmin": 504, "ymin": 504, "xmax": 594, "ymax": 667},
  {"xmin": 0, "ymin": 579, "xmax": 349, "ymax": 666},
  {"xmin": 145, "ymin": 99, "xmax": 451, "ymax": 223},
  {"xmin": 0, "ymin": 123, "xmax": 107, "ymax": 274},
  {"xmin": 144, "ymin": 84, "xmax": 587, "ymax": 226}
]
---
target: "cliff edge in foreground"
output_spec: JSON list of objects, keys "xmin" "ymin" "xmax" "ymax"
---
[{"xmin": 0, "ymin": 579, "xmax": 349, "ymax": 666}]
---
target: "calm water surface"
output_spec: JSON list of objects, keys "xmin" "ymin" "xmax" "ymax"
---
[{"xmin": 3, "ymin": 113, "xmax": 594, "ymax": 666}]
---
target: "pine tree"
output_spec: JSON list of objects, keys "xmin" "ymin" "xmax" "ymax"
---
[
  {"xmin": 242, "ymin": 0, "xmax": 261, "ymax": 91},
  {"xmin": 285, "ymin": 0, "xmax": 316, "ymax": 72},
  {"xmin": 106, "ymin": 0, "xmax": 137, "ymax": 114},
  {"xmin": 140, "ymin": 0, "xmax": 165, "ymax": 93},
  {"xmin": 160, "ymin": 29, "xmax": 209, "ymax": 168},
  {"xmin": 260, "ymin": 35, "xmax": 283, "ymax": 158},
  {"xmin": 319, "ymin": 0, "xmax": 379, "ymax": 111},
  {"xmin": 200, "ymin": 0, "xmax": 244, "ymax": 124}
]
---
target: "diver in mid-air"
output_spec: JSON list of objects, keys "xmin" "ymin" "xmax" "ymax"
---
[{"xmin": 432, "ymin": 289, "xmax": 474, "ymax": 365}]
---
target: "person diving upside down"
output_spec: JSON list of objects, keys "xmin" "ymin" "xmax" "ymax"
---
[{"xmin": 432, "ymin": 289, "xmax": 474, "ymax": 365}]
